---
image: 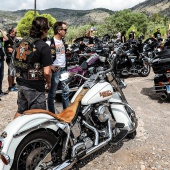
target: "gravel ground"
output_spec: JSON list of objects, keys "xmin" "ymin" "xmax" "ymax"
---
[{"xmin": 0, "ymin": 63, "xmax": 170, "ymax": 170}]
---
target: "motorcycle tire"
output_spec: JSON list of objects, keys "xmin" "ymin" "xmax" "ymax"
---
[
  {"xmin": 139, "ymin": 62, "xmax": 151, "ymax": 77},
  {"xmin": 127, "ymin": 130, "xmax": 137, "ymax": 139},
  {"xmin": 11, "ymin": 130, "xmax": 61, "ymax": 170}
]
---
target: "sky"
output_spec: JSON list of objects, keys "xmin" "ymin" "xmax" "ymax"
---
[{"xmin": 0, "ymin": 0, "xmax": 146, "ymax": 11}]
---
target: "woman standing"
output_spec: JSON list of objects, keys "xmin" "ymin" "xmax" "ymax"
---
[{"xmin": 121, "ymin": 31, "xmax": 126, "ymax": 43}]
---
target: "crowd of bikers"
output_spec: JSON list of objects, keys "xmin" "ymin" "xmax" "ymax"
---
[{"xmin": 0, "ymin": 16, "xmax": 169, "ymax": 117}]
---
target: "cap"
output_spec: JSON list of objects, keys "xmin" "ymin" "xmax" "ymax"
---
[{"xmin": 91, "ymin": 27, "xmax": 97, "ymax": 31}]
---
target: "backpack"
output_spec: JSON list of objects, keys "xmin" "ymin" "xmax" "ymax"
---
[{"xmin": 11, "ymin": 36, "xmax": 43, "ymax": 80}]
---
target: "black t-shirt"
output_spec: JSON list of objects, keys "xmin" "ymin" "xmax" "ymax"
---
[
  {"xmin": 74, "ymin": 36, "xmax": 94, "ymax": 51},
  {"xmin": 16, "ymin": 39, "xmax": 53, "ymax": 92},
  {"xmin": 154, "ymin": 31, "xmax": 161, "ymax": 40},
  {"xmin": 129, "ymin": 32, "xmax": 135, "ymax": 39},
  {"xmin": 4, "ymin": 34, "xmax": 14, "ymax": 54},
  {"xmin": 0, "ymin": 37, "xmax": 5, "ymax": 60},
  {"xmin": 121, "ymin": 35, "xmax": 126, "ymax": 43}
]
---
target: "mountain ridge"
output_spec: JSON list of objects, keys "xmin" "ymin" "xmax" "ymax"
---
[
  {"xmin": 0, "ymin": 8, "xmax": 114, "ymax": 29},
  {"xmin": 131, "ymin": 0, "xmax": 170, "ymax": 16},
  {"xmin": 0, "ymin": 0, "xmax": 170, "ymax": 30}
]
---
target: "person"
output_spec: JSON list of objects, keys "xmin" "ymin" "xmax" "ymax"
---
[
  {"xmin": 46, "ymin": 21, "xmax": 69, "ymax": 113},
  {"xmin": 102, "ymin": 34, "xmax": 110, "ymax": 43},
  {"xmin": 0, "ymin": 29, "xmax": 8, "ymax": 96},
  {"xmin": 120, "ymin": 31, "xmax": 126, "ymax": 43},
  {"xmin": 4, "ymin": 27, "xmax": 18, "ymax": 92},
  {"xmin": 129, "ymin": 30, "xmax": 136, "ymax": 40},
  {"xmin": 116, "ymin": 31, "xmax": 121, "ymax": 41},
  {"xmin": 73, "ymin": 30, "xmax": 94, "ymax": 52},
  {"xmin": 153, "ymin": 28, "xmax": 162, "ymax": 41},
  {"xmin": 167, "ymin": 29, "xmax": 170, "ymax": 38},
  {"xmin": 13, "ymin": 16, "xmax": 53, "ymax": 118}
]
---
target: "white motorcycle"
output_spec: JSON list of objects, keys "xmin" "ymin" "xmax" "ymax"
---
[{"xmin": 0, "ymin": 55, "xmax": 138, "ymax": 170}]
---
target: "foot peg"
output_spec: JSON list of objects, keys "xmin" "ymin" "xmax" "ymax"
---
[
  {"xmin": 110, "ymin": 130, "xmax": 128, "ymax": 144},
  {"xmin": 115, "ymin": 123, "xmax": 125, "ymax": 128}
]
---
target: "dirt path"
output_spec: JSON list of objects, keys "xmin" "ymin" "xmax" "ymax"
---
[{"xmin": 0, "ymin": 63, "xmax": 170, "ymax": 170}]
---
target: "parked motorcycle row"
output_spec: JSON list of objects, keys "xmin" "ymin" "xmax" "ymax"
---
[{"xmin": 0, "ymin": 35, "xmax": 170, "ymax": 170}]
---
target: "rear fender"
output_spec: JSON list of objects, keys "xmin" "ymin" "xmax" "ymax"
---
[{"xmin": 0, "ymin": 114, "xmax": 59, "ymax": 170}]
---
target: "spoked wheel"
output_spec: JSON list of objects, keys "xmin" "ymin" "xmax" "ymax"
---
[
  {"xmin": 11, "ymin": 131, "xmax": 62, "ymax": 170},
  {"xmin": 139, "ymin": 62, "xmax": 150, "ymax": 77}
]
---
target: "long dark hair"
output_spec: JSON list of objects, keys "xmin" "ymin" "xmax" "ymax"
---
[{"xmin": 30, "ymin": 16, "xmax": 49, "ymax": 38}]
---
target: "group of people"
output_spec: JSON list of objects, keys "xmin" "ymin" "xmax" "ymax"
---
[
  {"xmin": 114, "ymin": 28, "xmax": 166, "ymax": 45},
  {"xmin": 0, "ymin": 17, "xmax": 70, "ymax": 119},
  {"xmin": 0, "ymin": 27, "xmax": 18, "ymax": 98},
  {"xmin": 1, "ymin": 17, "xmax": 168, "ymax": 119}
]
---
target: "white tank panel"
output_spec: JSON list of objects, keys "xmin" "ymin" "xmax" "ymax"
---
[
  {"xmin": 81, "ymin": 82, "xmax": 113, "ymax": 105},
  {"xmin": 108, "ymin": 92, "xmax": 122, "ymax": 103}
]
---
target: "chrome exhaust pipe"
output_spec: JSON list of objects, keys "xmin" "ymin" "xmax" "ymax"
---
[
  {"xmin": 160, "ymin": 93, "xmax": 167, "ymax": 100},
  {"xmin": 53, "ymin": 119, "xmax": 112, "ymax": 170}
]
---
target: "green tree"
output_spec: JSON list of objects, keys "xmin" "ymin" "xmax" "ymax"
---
[
  {"xmin": 17, "ymin": 11, "xmax": 56, "ymax": 38},
  {"xmin": 100, "ymin": 9, "xmax": 148, "ymax": 38},
  {"xmin": 17, "ymin": 11, "xmax": 36, "ymax": 37}
]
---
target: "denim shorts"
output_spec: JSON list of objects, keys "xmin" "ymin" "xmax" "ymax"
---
[
  {"xmin": 17, "ymin": 86, "xmax": 46, "ymax": 114},
  {"xmin": 8, "ymin": 63, "xmax": 16, "ymax": 76}
]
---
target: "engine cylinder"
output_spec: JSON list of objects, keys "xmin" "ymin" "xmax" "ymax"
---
[{"xmin": 96, "ymin": 105, "xmax": 108, "ymax": 122}]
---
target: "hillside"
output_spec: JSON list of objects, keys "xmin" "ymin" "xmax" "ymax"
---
[
  {"xmin": 0, "ymin": 8, "xmax": 114, "ymax": 29},
  {"xmin": 1, "ymin": 0, "xmax": 170, "ymax": 31},
  {"xmin": 131, "ymin": 0, "xmax": 170, "ymax": 16}
]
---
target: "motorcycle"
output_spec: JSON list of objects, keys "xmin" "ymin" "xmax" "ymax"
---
[
  {"xmin": 114, "ymin": 42, "xmax": 151, "ymax": 77},
  {"xmin": 56, "ymin": 52, "xmax": 102, "ymax": 99},
  {"xmin": 152, "ymin": 49, "xmax": 170, "ymax": 100},
  {"xmin": 56, "ymin": 42, "xmax": 112, "ymax": 99},
  {"xmin": 0, "ymin": 53, "xmax": 138, "ymax": 170}
]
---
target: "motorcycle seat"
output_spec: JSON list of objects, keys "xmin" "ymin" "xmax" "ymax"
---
[{"xmin": 24, "ymin": 88, "xmax": 89, "ymax": 123}]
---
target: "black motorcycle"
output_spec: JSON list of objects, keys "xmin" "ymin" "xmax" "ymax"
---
[
  {"xmin": 114, "ymin": 42, "xmax": 151, "ymax": 77},
  {"xmin": 152, "ymin": 49, "xmax": 170, "ymax": 100}
]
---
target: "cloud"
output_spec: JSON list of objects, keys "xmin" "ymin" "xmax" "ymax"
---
[{"xmin": 0, "ymin": 0, "xmax": 146, "ymax": 11}]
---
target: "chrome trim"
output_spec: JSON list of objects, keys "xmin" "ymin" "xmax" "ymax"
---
[
  {"xmin": 84, "ymin": 119, "xmax": 112, "ymax": 156},
  {"xmin": 71, "ymin": 142, "xmax": 85, "ymax": 158},
  {"xmin": 0, "ymin": 137, "xmax": 4, "ymax": 152},
  {"xmin": 52, "ymin": 160, "xmax": 76, "ymax": 170},
  {"xmin": 59, "ymin": 123, "xmax": 71, "ymax": 161},
  {"xmin": 13, "ymin": 119, "xmax": 58, "ymax": 138},
  {"xmin": 82, "ymin": 120, "xmax": 99, "ymax": 146},
  {"xmin": 56, "ymin": 87, "xmax": 79, "ymax": 94},
  {"xmin": 52, "ymin": 119, "xmax": 112, "ymax": 170}
]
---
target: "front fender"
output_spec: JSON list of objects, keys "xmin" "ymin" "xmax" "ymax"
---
[{"xmin": 0, "ymin": 114, "xmax": 59, "ymax": 170}]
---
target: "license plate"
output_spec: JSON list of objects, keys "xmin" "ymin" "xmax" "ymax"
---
[{"xmin": 166, "ymin": 85, "xmax": 170, "ymax": 93}]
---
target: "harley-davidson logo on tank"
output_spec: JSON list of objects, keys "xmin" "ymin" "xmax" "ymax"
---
[{"xmin": 100, "ymin": 90, "xmax": 113, "ymax": 98}]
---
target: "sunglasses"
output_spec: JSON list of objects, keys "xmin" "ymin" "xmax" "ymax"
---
[{"xmin": 61, "ymin": 29, "xmax": 67, "ymax": 32}]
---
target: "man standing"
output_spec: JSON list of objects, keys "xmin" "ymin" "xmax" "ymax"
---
[
  {"xmin": 153, "ymin": 28, "xmax": 162, "ymax": 41},
  {"xmin": 47, "ymin": 21, "xmax": 69, "ymax": 113},
  {"xmin": 13, "ymin": 16, "xmax": 53, "ymax": 118},
  {"xmin": 129, "ymin": 30, "xmax": 136, "ymax": 40},
  {"xmin": 4, "ymin": 27, "xmax": 18, "ymax": 92},
  {"xmin": 0, "ymin": 29, "xmax": 8, "ymax": 96}
]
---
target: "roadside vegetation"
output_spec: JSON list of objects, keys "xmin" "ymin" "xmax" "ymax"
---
[{"xmin": 16, "ymin": 9, "xmax": 170, "ymax": 43}]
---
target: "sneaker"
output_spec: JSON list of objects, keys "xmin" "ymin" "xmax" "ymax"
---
[
  {"xmin": 8, "ymin": 87, "xmax": 18, "ymax": 92},
  {"xmin": 0, "ymin": 91, "xmax": 8, "ymax": 97},
  {"xmin": 12, "ymin": 83, "xmax": 18, "ymax": 90}
]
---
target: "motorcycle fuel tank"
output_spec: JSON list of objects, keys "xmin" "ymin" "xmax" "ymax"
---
[{"xmin": 81, "ymin": 82, "xmax": 113, "ymax": 105}]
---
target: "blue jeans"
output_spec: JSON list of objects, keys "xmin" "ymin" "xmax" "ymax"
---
[
  {"xmin": 0, "ymin": 60, "xmax": 4, "ymax": 93},
  {"xmin": 47, "ymin": 68, "xmax": 69, "ymax": 113}
]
